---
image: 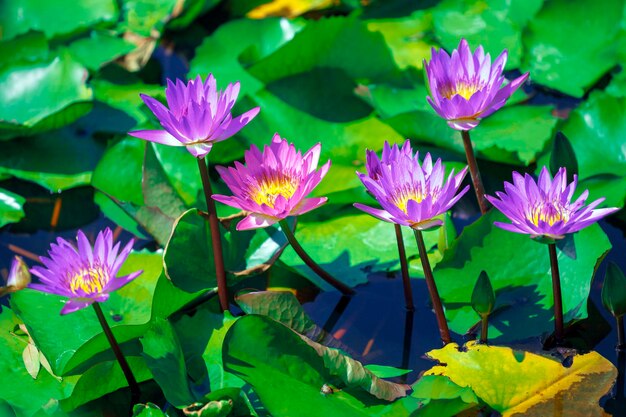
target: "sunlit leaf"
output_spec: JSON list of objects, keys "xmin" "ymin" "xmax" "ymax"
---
[
  {"xmin": 433, "ymin": 210, "xmax": 611, "ymax": 342},
  {"xmin": 522, "ymin": 0, "xmax": 623, "ymax": 97},
  {"xmin": 431, "ymin": 0, "xmax": 543, "ymax": 69},
  {"xmin": 0, "ymin": 188, "xmax": 25, "ymax": 228},
  {"xmin": 0, "ymin": 0, "xmax": 118, "ymax": 40},
  {"xmin": 425, "ymin": 342, "xmax": 617, "ymax": 416},
  {"xmin": 247, "ymin": 0, "xmax": 334, "ymax": 18}
]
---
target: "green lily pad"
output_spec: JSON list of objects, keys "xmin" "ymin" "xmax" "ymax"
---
[
  {"xmin": 0, "ymin": 308, "xmax": 77, "ymax": 417},
  {"xmin": 0, "ymin": 188, "xmax": 25, "ymax": 227},
  {"xmin": 67, "ymin": 31, "xmax": 135, "ymax": 71},
  {"xmin": 11, "ymin": 250, "xmax": 171, "ymax": 375},
  {"xmin": 433, "ymin": 210, "xmax": 611, "ymax": 342},
  {"xmin": 279, "ymin": 211, "xmax": 451, "ymax": 291},
  {"xmin": 366, "ymin": 11, "xmax": 435, "ymax": 71},
  {"xmin": 190, "ymin": 18, "xmax": 306, "ymax": 97},
  {"xmin": 222, "ymin": 314, "xmax": 421, "ymax": 417},
  {"xmin": 249, "ymin": 15, "xmax": 402, "ymax": 85},
  {"xmin": 0, "ymin": 126, "xmax": 105, "ymax": 191},
  {"xmin": 0, "ymin": 51, "xmax": 92, "ymax": 138},
  {"xmin": 431, "ymin": 0, "xmax": 543, "ymax": 70},
  {"xmin": 141, "ymin": 318, "xmax": 196, "ymax": 407},
  {"xmin": 0, "ymin": 31, "xmax": 49, "ymax": 70},
  {"xmin": 60, "ymin": 357, "xmax": 152, "ymax": 411},
  {"xmin": 387, "ymin": 104, "xmax": 557, "ymax": 166},
  {"xmin": 164, "ymin": 209, "xmax": 288, "ymax": 293},
  {"xmin": 521, "ymin": 0, "xmax": 623, "ymax": 97},
  {"xmin": 0, "ymin": 0, "xmax": 118, "ymax": 40}
]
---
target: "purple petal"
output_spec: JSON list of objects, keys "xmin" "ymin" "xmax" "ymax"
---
[{"xmin": 128, "ymin": 129, "xmax": 183, "ymax": 146}]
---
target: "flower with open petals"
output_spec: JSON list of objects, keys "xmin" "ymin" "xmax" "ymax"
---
[
  {"xmin": 486, "ymin": 167, "xmax": 619, "ymax": 240},
  {"xmin": 129, "ymin": 74, "xmax": 260, "ymax": 158},
  {"xmin": 366, "ymin": 140, "xmax": 413, "ymax": 181},
  {"xmin": 355, "ymin": 143, "xmax": 469, "ymax": 230},
  {"xmin": 29, "ymin": 229, "xmax": 142, "ymax": 315},
  {"xmin": 424, "ymin": 39, "xmax": 529, "ymax": 131},
  {"xmin": 212, "ymin": 134, "xmax": 330, "ymax": 230}
]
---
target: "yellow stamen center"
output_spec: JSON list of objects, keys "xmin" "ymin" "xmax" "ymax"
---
[
  {"xmin": 441, "ymin": 81, "xmax": 481, "ymax": 100},
  {"xmin": 392, "ymin": 186, "xmax": 429, "ymax": 213},
  {"xmin": 252, "ymin": 177, "xmax": 298, "ymax": 208},
  {"xmin": 528, "ymin": 202, "xmax": 570, "ymax": 227},
  {"xmin": 69, "ymin": 265, "xmax": 108, "ymax": 295}
]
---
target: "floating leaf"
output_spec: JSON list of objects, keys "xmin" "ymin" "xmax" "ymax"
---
[
  {"xmin": 0, "ymin": 127, "xmax": 105, "ymax": 191},
  {"xmin": 67, "ymin": 31, "xmax": 135, "ymax": 71},
  {"xmin": 249, "ymin": 15, "xmax": 402, "ymax": 85},
  {"xmin": 366, "ymin": 12, "xmax": 434, "ymax": 70},
  {"xmin": 425, "ymin": 342, "xmax": 617, "ymax": 416},
  {"xmin": 11, "ymin": 250, "xmax": 169, "ymax": 375},
  {"xmin": 0, "ymin": 188, "xmax": 25, "ymax": 228},
  {"xmin": 223, "ymin": 314, "xmax": 421, "ymax": 417},
  {"xmin": 0, "ymin": 0, "xmax": 118, "ymax": 40},
  {"xmin": 433, "ymin": 210, "xmax": 611, "ymax": 342},
  {"xmin": 279, "ymin": 212, "xmax": 446, "ymax": 291},
  {"xmin": 410, "ymin": 375, "xmax": 478, "ymax": 417},
  {"xmin": 164, "ymin": 209, "xmax": 287, "ymax": 292},
  {"xmin": 141, "ymin": 318, "xmax": 196, "ymax": 407},
  {"xmin": 0, "ymin": 51, "xmax": 92, "ymax": 138},
  {"xmin": 247, "ymin": 0, "xmax": 333, "ymax": 18},
  {"xmin": 0, "ymin": 308, "xmax": 77, "ymax": 416},
  {"xmin": 521, "ymin": 0, "xmax": 623, "ymax": 97},
  {"xmin": 431, "ymin": 0, "xmax": 543, "ymax": 69},
  {"xmin": 133, "ymin": 403, "xmax": 167, "ymax": 417},
  {"xmin": 190, "ymin": 18, "xmax": 306, "ymax": 97}
]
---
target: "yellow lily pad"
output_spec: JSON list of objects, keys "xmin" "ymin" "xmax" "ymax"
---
[
  {"xmin": 424, "ymin": 342, "xmax": 616, "ymax": 416},
  {"xmin": 247, "ymin": 0, "xmax": 333, "ymax": 19}
]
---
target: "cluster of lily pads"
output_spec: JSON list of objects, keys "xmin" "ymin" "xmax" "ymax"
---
[{"xmin": 3, "ymin": 1, "xmax": 626, "ymax": 416}]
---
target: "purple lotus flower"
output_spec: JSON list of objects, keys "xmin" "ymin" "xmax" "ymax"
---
[
  {"xmin": 129, "ymin": 74, "xmax": 260, "ymax": 158},
  {"xmin": 29, "ymin": 228, "xmax": 142, "ymax": 315},
  {"xmin": 424, "ymin": 39, "xmax": 529, "ymax": 131},
  {"xmin": 366, "ymin": 140, "xmax": 413, "ymax": 181},
  {"xmin": 486, "ymin": 167, "xmax": 619, "ymax": 240},
  {"xmin": 355, "ymin": 143, "xmax": 469, "ymax": 230},
  {"xmin": 213, "ymin": 134, "xmax": 330, "ymax": 230}
]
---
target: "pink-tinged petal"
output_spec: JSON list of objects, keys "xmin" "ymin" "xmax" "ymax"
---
[
  {"xmin": 291, "ymin": 197, "xmax": 327, "ymax": 216},
  {"xmin": 128, "ymin": 129, "xmax": 183, "ymax": 146},
  {"xmin": 212, "ymin": 194, "xmax": 245, "ymax": 210},
  {"xmin": 213, "ymin": 107, "xmax": 260, "ymax": 143},
  {"xmin": 104, "ymin": 271, "xmax": 142, "ymax": 293},
  {"xmin": 61, "ymin": 298, "xmax": 95, "ymax": 315},
  {"xmin": 237, "ymin": 213, "xmax": 278, "ymax": 230},
  {"xmin": 353, "ymin": 203, "xmax": 396, "ymax": 224}
]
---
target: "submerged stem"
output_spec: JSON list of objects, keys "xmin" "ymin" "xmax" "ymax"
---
[
  {"xmin": 394, "ymin": 224, "xmax": 414, "ymax": 311},
  {"xmin": 197, "ymin": 157, "xmax": 230, "ymax": 313},
  {"xmin": 279, "ymin": 219, "xmax": 354, "ymax": 295},
  {"xmin": 413, "ymin": 229, "xmax": 451, "ymax": 345},
  {"xmin": 548, "ymin": 243, "xmax": 565, "ymax": 345},
  {"xmin": 461, "ymin": 130, "xmax": 489, "ymax": 215},
  {"xmin": 93, "ymin": 303, "xmax": 140, "ymax": 405}
]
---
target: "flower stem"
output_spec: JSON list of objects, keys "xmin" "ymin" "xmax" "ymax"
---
[
  {"xmin": 617, "ymin": 316, "xmax": 625, "ymax": 349},
  {"xmin": 413, "ymin": 229, "xmax": 451, "ymax": 345},
  {"xmin": 279, "ymin": 219, "xmax": 354, "ymax": 295},
  {"xmin": 548, "ymin": 243, "xmax": 565, "ymax": 345},
  {"xmin": 394, "ymin": 224, "xmax": 414, "ymax": 311},
  {"xmin": 197, "ymin": 157, "xmax": 230, "ymax": 313},
  {"xmin": 480, "ymin": 315, "xmax": 489, "ymax": 344},
  {"xmin": 93, "ymin": 303, "xmax": 140, "ymax": 405},
  {"xmin": 461, "ymin": 130, "xmax": 489, "ymax": 215}
]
